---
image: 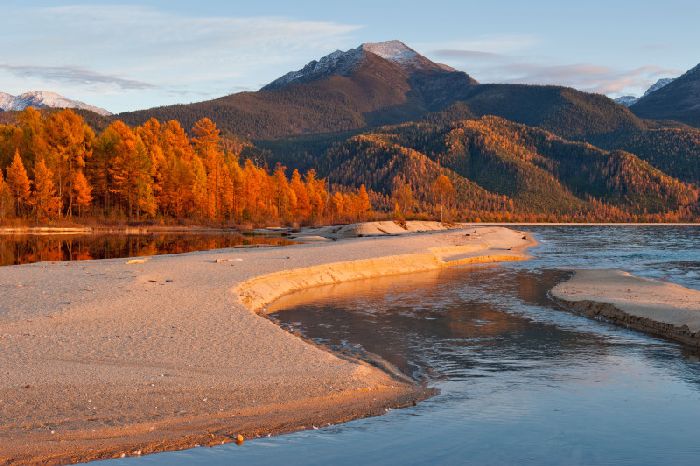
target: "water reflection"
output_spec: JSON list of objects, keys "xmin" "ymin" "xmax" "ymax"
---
[
  {"xmin": 270, "ymin": 267, "xmax": 608, "ymax": 383},
  {"xmin": 0, "ymin": 232, "xmax": 293, "ymax": 266}
]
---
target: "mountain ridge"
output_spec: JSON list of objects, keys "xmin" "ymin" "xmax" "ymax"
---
[
  {"xmin": 631, "ymin": 64, "xmax": 700, "ymax": 126},
  {"xmin": 0, "ymin": 90, "xmax": 111, "ymax": 116}
]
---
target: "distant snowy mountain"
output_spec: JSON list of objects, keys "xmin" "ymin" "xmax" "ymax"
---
[
  {"xmin": 0, "ymin": 91, "xmax": 111, "ymax": 116},
  {"xmin": 614, "ymin": 95, "xmax": 639, "ymax": 107},
  {"xmin": 642, "ymin": 77, "xmax": 675, "ymax": 97},
  {"xmin": 0, "ymin": 92, "xmax": 15, "ymax": 111},
  {"xmin": 264, "ymin": 40, "xmax": 456, "ymax": 90},
  {"xmin": 614, "ymin": 77, "xmax": 676, "ymax": 107}
]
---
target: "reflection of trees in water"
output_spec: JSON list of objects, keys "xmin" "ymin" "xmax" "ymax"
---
[
  {"xmin": 0, "ymin": 233, "xmax": 292, "ymax": 266},
  {"xmin": 273, "ymin": 268, "xmax": 609, "ymax": 383}
]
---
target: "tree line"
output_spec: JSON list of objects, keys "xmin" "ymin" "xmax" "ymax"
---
[{"xmin": 0, "ymin": 108, "xmax": 374, "ymax": 226}]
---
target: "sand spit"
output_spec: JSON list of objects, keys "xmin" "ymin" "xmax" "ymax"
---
[
  {"xmin": 291, "ymin": 220, "xmax": 465, "ymax": 240},
  {"xmin": 552, "ymin": 269, "xmax": 700, "ymax": 347},
  {"xmin": 0, "ymin": 224, "xmax": 533, "ymax": 464}
]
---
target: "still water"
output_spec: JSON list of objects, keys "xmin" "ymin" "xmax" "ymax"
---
[
  {"xmin": 0, "ymin": 232, "xmax": 293, "ymax": 266},
  {"xmin": 104, "ymin": 226, "xmax": 700, "ymax": 466}
]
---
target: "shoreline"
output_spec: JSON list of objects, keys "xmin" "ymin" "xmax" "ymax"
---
[
  {"xmin": 1, "ymin": 221, "xmax": 698, "ymax": 237},
  {"xmin": 552, "ymin": 269, "xmax": 700, "ymax": 348},
  {"xmin": 0, "ymin": 224, "xmax": 534, "ymax": 464}
]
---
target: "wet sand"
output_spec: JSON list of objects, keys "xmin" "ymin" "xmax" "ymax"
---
[
  {"xmin": 0, "ymin": 224, "xmax": 533, "ymax": 464},
  {"xmin": 552, "ymin": 269, "xmax": 700, "ymax": 347}
]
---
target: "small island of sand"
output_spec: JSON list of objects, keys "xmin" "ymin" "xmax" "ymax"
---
[{"xmin": 552, "ymin": 269, "xmax": 700, "ymax": 347}]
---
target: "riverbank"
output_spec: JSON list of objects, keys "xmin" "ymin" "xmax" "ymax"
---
[
  {"xmin": 552, "ymin": 269, "xmax": 700, "ymax": 347},
  {"xmin": 2, "ymin": 221, "xmax": 698, "ymax": 237},
  {"xmin": 0, "ymin": 224, "xmax": 534, "ymax": 464}
]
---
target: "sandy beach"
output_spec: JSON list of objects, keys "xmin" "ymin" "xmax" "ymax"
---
[
  {"xmin": 552, "ymin": 269, "xmax": 700, "ymax": 347},
  {"xmin": 0, "ymin": 224, "xmax": 534, "ymax": 464}
]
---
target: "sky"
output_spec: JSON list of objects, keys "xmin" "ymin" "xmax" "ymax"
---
[{"xmin": 3, "ymin": 0, "xmax": 699, "ymax": 113}]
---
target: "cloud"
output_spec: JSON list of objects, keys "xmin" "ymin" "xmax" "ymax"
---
[
  {"xmin": 421, "ymin": 35, "xmax": 541, "ymax": 56},
  {"xmin": 428, "ymin": 41, "xmax": 680, "ymax": 97},
  {"xmin": 421, "ymin": 33, "xmax": 682, "ymax": 97},
  {"xmin": 432, "ymin": 49, "xmax": 503, "ymax": 60},
  {"xmin": 493, "ymin": 62, "xmax": 681, "ymax": 96},
  {"xmin": 0, "ymin": 64, "xmax": 154, "ymax": 90},
  {"xmin": 0, "ymin": 4, "xmax": 363, "ymax": 111}
]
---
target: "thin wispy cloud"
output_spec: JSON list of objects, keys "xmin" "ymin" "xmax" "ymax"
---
[
  {"xmin": 0, "ymin": 64, "xmax": 154, "ymax": 90},
  {"xmin": 422, "ymin": 35, "xmax": 541, "ymax": 55},
  {"xmin": 432, "ymin": 49, "xmax": 504, "ymax": 60},
  {"xmin": 491, "ymin": 62, "xmax": 679, "ymax": 96},
  {"xmin": 430, "ymin": 43, "xmax": 680, "ymax": 97}
]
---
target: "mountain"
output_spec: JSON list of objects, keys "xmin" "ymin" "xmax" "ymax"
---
[
  {"xmin": 632, "ymin": 64, "xmax": 700, "ymax": 126},
  {"xmin": 114, "ymin": 40, "xmax": 700, "ymax": 209},
  {"xmin": 120, "ymin": 40, "xmax": 651, "ymax": 146},
  {"xmin": 318, "ymin": 116, "xmax": 699, "ymax": 219},
  {"xmin": 643, "ymin": 77, "xmax": 675, "ymax": 97},
  {"xmin": 614, "ymin": 78, "xmax": 675, "ymax": 107},
  {"xmin": 0, "ymin": 91, "xmax": 111, "ymax": 116},
  {"xmin": 615, "ymin": 95, "xmax": 639, "ymax": 107},
  {"xmin": 425, "ymin": 84, "xmax": 646, "ymax": 140},
  {"xmin": 119, "ymin": 41, "xmax": 477, "ymax": 139},
  {"xmin": 0, "ymin": 92, "xmax": 14, "ymax": 111},
  {"xmin": 263, "ymin": 40, "xmax": 456, "ymax": 90}
]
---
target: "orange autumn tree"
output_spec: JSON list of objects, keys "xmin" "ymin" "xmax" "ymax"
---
[
  {"xmin": 192, "ymin": 118, "xmax": 226, "ymax": 220},
  {"xmin": 32, "ymin": 158, "xmax": 60, "ymax": 221},
  {"xmin": 72, "ymin": 170, "xmax": 92, "ymax": 217},
  {"xmin": 6, "ymin": 150, "xmax": 31, "ymax": 216},
  {"xmin": 105, "ymin": 121, "xmax": 155, "ymax": 220},
  {"xmin": 0, "ymin": 168, "xmax": 11, "ymax": 219},
  {"xmin": 44, "ymin": 109, "xmax": 94, "ymax": 217},
  {"xmin": 0, "ymin": 108, "xmax": 377, "ymax": 226},
  {"xmin": 432, "ymin": 174, "xmax": 456, "ymax": 223}
]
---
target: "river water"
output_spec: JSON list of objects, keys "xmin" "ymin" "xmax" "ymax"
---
[
  {"xmin": 103, "ymin": 226, "xmax": 700, "ymax": 466},
  {"xmin": 0, "ymin": 232, "xmax": 293, "ymax": 266}
]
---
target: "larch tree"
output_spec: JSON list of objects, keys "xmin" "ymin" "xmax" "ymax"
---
[
  {"xmin": 0, "ymin": 168, "xmax": 11, "ymax": 219},
  {"xmin": 432, "ymin": 174, "xmax": 456, "ymax": 223},
  {"xmin": 190, "ymin": 155, "xmax": 208, "ymax": 218},
  {"xmin": 391, "ymin": 177, "xmax": 415, "ymax": 220},
  {"xmin": 106, "ymin": 122, "xmax": 153, "ymax": 220},
  {"xmin": 357, "ymin": 184, "xmax": 372, "ymax": 221},
  {"xmin": 273, "ymin": 164, "xmax": 292, "ymax": 223},
  {"xmin": 72, "ymin": 170, "xmax": 92, "ymax": 217},
  {"xmin": 44, "ymin": 109, "xmax": 94, "ymax": 217},
  {"xmin": 290, "ymin": 169, "xmax": 310, "ymax": 223},
  {"xmin": 192, "ymin": 118, "xmax": 224, "ymax": 219},
  {"xmin": 6, "ymin": 150, "xmax": 31, "ymax": 217},
  {"xmin": 32, "ymin": 158, "xmax": 60, "ymax": 221}
]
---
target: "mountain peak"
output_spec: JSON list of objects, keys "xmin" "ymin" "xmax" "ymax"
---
[
  {"xmin": 630, "ymin": 62, "xmax": 700, "ymax": 126},
  {"xmin": 361, "ymin": 40, "xmax": 416, "ymax": 62},
  {"xmin": 362, "ymin": 40, "xmax": 455, "ymax": 72},
  {"xmin": 0, "ymin": 90, "xmax": 111, "ymax": 116},
  {"xmin": 643, "ymin": 77, "xmax": 675, "ymax": 97},
  {"xmin": 263, "ymin": 40, "xmax": 458, "ymax": 90}
]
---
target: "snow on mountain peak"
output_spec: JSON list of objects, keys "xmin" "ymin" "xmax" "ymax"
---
[
  {"xmin": 0, "ymin": 90, "xmax": 111, "ymax": 116},
  {"xmin": 263, "ymin": 47, "xmax": 364, "ymax": 89},
  {"xmin": 263, "ymin": 40, "xmax": 457, "ymax": 90},
  {"xmin": 361, "ymin": 40, "xmax": 418, "ymax": 63},
  {"xmin": 643, "ymin": 77, "xmax": 675, "ymax": 97},
  {"xmin": 362, "ymin": 40, "xmax": 455, "ymax": 71},
  {"xmin": 614, "ymin": 95, "xmax": 639, "ymax": 107},
  {"xmin": 0, "ymin": 92, "xmax": 14, "ymax": 110}
]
